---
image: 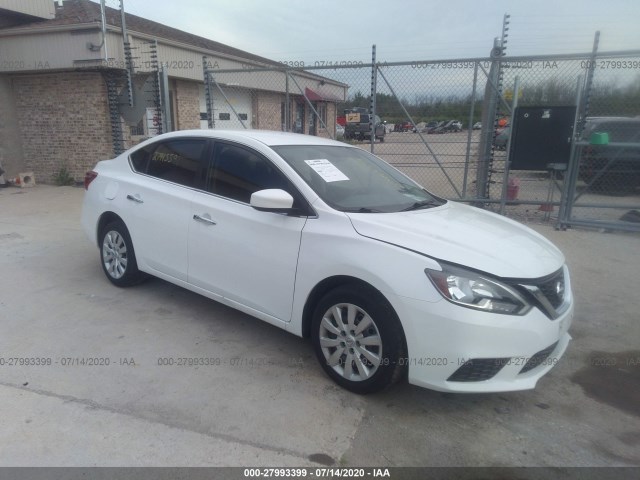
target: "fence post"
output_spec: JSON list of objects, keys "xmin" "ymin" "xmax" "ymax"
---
[
  {"xmin": 462, "ymin": 62, "xmax": 479, "ymax": 198},
  {"xmin": 285, "ymin": 71, "xmax": 290, "ymax": 132},
  {"xmin": 203, "ymin": 56, "xmax": 214, "ymax": 129},
  {"xmin": 475, "ymin": 38, "xmax": 504, "ymax": 204},
  {"xmin": 580, "ymin": 31, "xmax": 600, "ymax": 132},
  {"xmin": 557, "ymin": 75, "xmax": 584, "ymax": 230},
  {"xmin": 370, "ymin": 44, "xmax": 377, "ymax": 153},
  {"xmin": 499, "ymin": 76, "xmax": 519, "ymax": 215},
  {"xmin": 160, "ymin": 64, "xmax": 171, "ymax": 132}
]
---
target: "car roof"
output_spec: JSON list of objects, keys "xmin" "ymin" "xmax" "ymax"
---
[
  {"xmin": 585, "ymin": 116, "xmax": 640, "ymax": 125},
  {"xmin": 137, "ymin": 129, "xmax": 347, "ymax": 148}
]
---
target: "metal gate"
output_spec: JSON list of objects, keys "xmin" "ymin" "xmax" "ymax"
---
[{"xmin": 202, "ymin": 44, "xmax": 640, "ymax": 232}]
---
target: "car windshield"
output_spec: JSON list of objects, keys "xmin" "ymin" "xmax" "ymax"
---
[{"xmin": 273, "ymin": 145, "xmax": 445, "ymax": 213}]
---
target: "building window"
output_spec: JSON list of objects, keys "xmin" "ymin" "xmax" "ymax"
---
[
  {"xmin": 130, "ymin": 119, "xmax": 145, "ymax": 136},
  {"xmin": 280, "ymin": 102, "xmax": 294, "ymax": 132},
  {"xmin": 219, "ymin": 113, "xmax": 231, "ymax": 120},
  {"xmin": 318, "ymin": 103, "xmax": 327, "ymax": 128}
]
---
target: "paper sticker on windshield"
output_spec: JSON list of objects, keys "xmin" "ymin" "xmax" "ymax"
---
[{"xmin": 305, "ymin": 159, "xmax": 349, "ymax": 182}]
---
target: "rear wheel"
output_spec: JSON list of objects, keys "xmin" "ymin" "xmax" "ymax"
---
[
  {"xmin": 311, "ymin": 285, "xmax": 406, "ymax": 394},
  {"xmin": 99, "ymin": 220, "xmax": 146, "ymax": 287}
]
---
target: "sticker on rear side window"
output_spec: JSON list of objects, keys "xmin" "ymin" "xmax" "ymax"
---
[{"xmin": 304, "ymin": 159, "xmax": 349, "ymax": 182}]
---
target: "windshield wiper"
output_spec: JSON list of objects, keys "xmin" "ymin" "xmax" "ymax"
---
[
  {"xmin": 342, "ymin": 207, "xmax": 383, "ymax": 213},
  {"xmin": 401, "ymin": 199, "xmax": 440, "ymax": 211}
]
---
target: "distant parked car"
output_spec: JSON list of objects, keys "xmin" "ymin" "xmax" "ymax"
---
[
  {"xmin": 441, "ymin": 120, "xmax": 462, "ymax": 133},
  {"xmin": 427, "ymin": 121, "xmax": 446, "ymax": 134},
  {"xmin": 344, "ymin": 108, "xmax": 385, "ymax": 142},
  {"xmin": 578, "ymin": 116, "xmax": 640, "ymax": 191},
  {"xmin": 412, "ymin": 122, "xmax": 427, "ymax": 133},
  {"xmin": 395, "ymin": 121, "xmax": 414, "ymax": 132},
  {"xmin": 433, "ymin": 120, "xmax": 460, "ymax": 134},
  {"xmin": 494, "ymin": 125, "xmax": 510, "ymax": 149},
  {"xmin": 473, "ymin": 122, "xmax": 482, "ymax": 130}
]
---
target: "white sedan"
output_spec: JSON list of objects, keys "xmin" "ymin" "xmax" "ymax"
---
[{"xmin": 82, "ymin": 130, "xmax": 573, "ymax": 394}]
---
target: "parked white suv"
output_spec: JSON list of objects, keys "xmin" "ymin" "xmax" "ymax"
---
[{"xmin": 82, "ymin": 130, "xmax": 573, "ymax": 394}]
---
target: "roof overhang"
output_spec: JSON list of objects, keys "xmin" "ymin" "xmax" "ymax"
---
[
  {"xmin": 304, "ymin": 87, "xmax": 342, "ymax": 102},
  {"xmin": 0, "ymin": 0, "xmax": 55, "ymax": 20}
]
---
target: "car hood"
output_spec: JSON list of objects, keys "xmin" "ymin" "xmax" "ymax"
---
[{"xmin": 346, "ymin": 201, "xmax": 564, "ymax": 278}]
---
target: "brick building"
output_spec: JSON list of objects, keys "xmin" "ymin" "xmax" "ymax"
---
[{"xmin": 0, "ymin": 0, "xmax": 346, "ymax": 183}]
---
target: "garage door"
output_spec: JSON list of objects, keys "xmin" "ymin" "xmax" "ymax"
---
[{"xmin": 200, "ymin": 85, "xmax": 252, "ymax": 130}]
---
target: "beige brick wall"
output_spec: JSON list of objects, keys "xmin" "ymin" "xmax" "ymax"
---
[
  {"xmin": 255, "ymin": 91, "xmax": 282, "ymax": 131},
  {"xmin": 317, "ymin": 102, "xmax": 337, "ymax": 139},
  {"xmin": 173, "ymin": 79, "xmax": 200, "ymax": 130},
  {"xmin": 8, "ymin": 71, "xmax": 339, "ymax": 184},
  {"xmin": 13, "ymin": 72, "xmax": 114, "ymax": 183}
]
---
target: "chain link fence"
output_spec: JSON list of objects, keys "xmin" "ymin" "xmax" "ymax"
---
[
  {"xmin": 203, "ymin": 48, "xmax": 640, "ymax": 231},
  {"xmin": 558, "ymin": 53, "xmax": 640, "ymax": 231}
]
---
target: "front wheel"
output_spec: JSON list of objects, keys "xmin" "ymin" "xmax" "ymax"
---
[
  {"xmin": 311, "ymin": 285, "xmax": 406, "ymax": 394},
  {"xmin": 99, "ymin": 220, "xmax": 146, "ymax": 287}
]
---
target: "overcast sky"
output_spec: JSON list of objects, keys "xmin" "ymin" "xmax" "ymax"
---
[{"xmin": 102, "ymin": 0, "xmax": 640, "ymax": 63}]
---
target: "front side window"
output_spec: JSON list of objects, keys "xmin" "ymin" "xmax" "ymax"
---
[
  {"xmin": 273, "ymin": 145, "xmax": 444, "ymax": 213},
  {"xmin": 207, "ymin": 143, "xmax": 291, "ymax": 203},
  {"xmin": 130, "ymin": 139, "xmax": 206, "ymax": 188}
]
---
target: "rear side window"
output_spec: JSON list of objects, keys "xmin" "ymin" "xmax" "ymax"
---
[
  {"xmin": 131, "ymin": 139, "xmax": 206, "ymax": 188},
  {"xmin": 130, "ymin": 145, "xmax": 154, "ymax": 172},
  {"xmin": 207, "ymin": 143, "xmax": 290, "ymax": 203}
]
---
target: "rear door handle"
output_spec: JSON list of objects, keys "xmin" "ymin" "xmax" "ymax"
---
[
  {"xmin": 193, "ymin": 214, "xmax": 217, "ymax": 225},
  {"xmin": 126, "ymin": 194, "xmax": 144, "ymax": 204}
]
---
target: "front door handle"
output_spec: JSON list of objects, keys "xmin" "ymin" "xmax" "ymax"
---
[
  {"xmin": 126, "ymin": 194, "xmax": 144, "ymax": 204},
  {"xmin": 193, "ymin": 214, "xmax": 217, "ymax": 225}
]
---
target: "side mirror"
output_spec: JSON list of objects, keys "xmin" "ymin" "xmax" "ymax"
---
[{"xmin": 250, "ymin": 189, "xmax": 294, "ymax": 212}]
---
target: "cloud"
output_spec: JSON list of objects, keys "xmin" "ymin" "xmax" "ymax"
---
[{"xmin": 112, "ymin": 0, "xmax": 640, "ymax": 63}]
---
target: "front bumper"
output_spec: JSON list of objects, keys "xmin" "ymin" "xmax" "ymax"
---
[{"xmin": 391, "ymin": 292, "xmax": 574, "ymax": 393}]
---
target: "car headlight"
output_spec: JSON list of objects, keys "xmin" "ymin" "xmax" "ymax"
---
[{"xmin": 425, "ymin": 263, "xmax": 531, "ymax": 315}]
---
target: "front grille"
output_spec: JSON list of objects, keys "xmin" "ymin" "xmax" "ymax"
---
[
  {"xmin": 519, "ymin": 342, "xmax": 559, "ymax": 374},
  {"xmin": 536, "ymin": 269, "xmax": 565, "ymax": 309},
  {"xmin": 517, "ymin": 268, "xmax": 567, "ymax": 319},
  {"xmin": 447, "ymin": 358, "xmax": 508, "ymax": 382}
]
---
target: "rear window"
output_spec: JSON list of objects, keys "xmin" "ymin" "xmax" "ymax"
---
[{"xmin": 346, "ymin": 113, "xmax": 370, "ymax": 124}]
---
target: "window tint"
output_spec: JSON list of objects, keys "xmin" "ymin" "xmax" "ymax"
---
[
  {"xmin": 146, "ymin": 139, "xmax": 206, "ymax": 187},
  {"xmin": 208, "ymin": 143, "xmax": 290, "ymax": 203},
  {"xmin": 129, "ymin": 144, "xmax": 154, "ymax": 172}
]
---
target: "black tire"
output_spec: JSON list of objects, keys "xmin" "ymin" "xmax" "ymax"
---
[
  {"xmin": 311, "ymin": 284, "xmax": 406, "ymax": 394},
  {"xmin": 99, "ymin": 220, "xmax": 146, "ymax": 287}
]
